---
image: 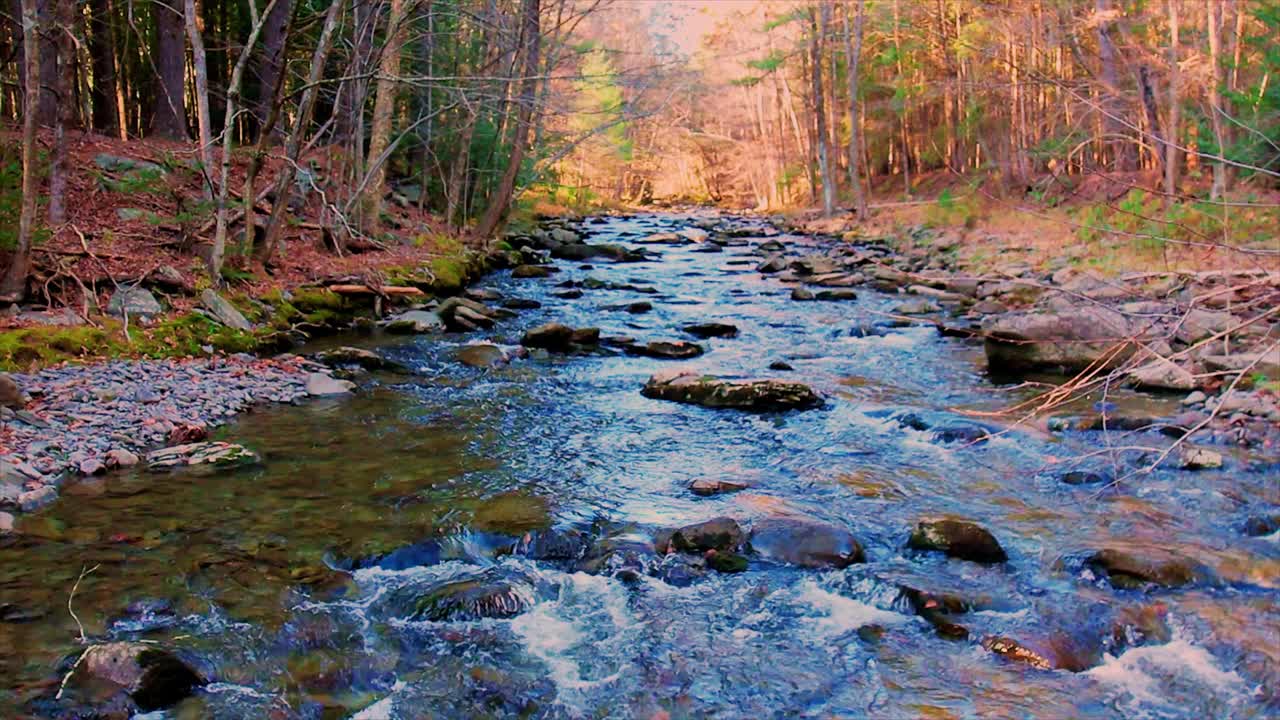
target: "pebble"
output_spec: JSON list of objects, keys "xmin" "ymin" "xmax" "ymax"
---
[
  {"xmin": 1181, "ymin": 391, "xmax": 1207, "ymax": 406},
  {"xmin": 2, "ymin": 356, "xmax": 328, "ymax": 515}
]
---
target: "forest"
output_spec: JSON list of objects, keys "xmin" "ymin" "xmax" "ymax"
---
[{"xmin": 0, "ymin": 0, "xmax": 1276, "ymax": 309}]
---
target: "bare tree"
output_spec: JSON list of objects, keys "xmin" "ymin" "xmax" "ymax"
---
[
  {"xmin": 843, "ymin": 0, "xmax": 866, "ymax": 218},
  {"xmin": 0, "ymin": 0, "xmax": 41, "ymax": 302}
]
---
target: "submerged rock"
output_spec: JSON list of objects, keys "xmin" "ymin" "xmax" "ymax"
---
[
  {"xmin": 56, "ymin": 642, "xmax": 202, "ymax": 716},
  {"xmin": 315, "ymin": 347, "xmax": 407, "ymax": 373},
  {"xmin": 511, "ymin": 264, "xmax": 557, "ymax": 279},
  {"xmin": 908, "ymin": 519, "xmax": 1007, "ymax": 564},
  {"xmin": 749, "ymin": 517, "xmax": 864, "ymax": 568},
  {"xmin": 689, "ymin": 478, "xmax": 749, "ymax": 497},
  {"xmin": 146, "ymin": 442, "xmax": 258, "ymax": 471},
  {"xmin": 514, "ymin": 528, "xmax": 590, "ymax": 561},
  {"xmin": 641, "ymin": 370, "xmax": 823, "ymax": 412},
  {"xmin": 1086, "ymin": 548, "xmax": 1202, "ymax": 588},
  {"xmin": 410, "ymin": 574, "xmax": 532, "ymax": 621},
  {"xmin": 306, "ymin": 372, "xmax": 356, "ymax": 396},
  {"xmin": 625, "ymin": 340, "xmax": 705, "ymax": 360},
  {"xmin": 683, "ymin": 322, "xmax": 739, "ymax": 338},
  {"xmin": 456, "ymin": 343, "xmax": 510, "ymax": 368}
]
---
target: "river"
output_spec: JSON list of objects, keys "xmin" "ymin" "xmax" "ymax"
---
[{"xmin": 2, "ymin": 213, "xmax": 1277, "ymax": 719}]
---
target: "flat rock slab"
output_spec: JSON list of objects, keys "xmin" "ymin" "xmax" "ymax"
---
[
  {"xmin": 146, "ymin": 442, "xmax": 259, "ymax": 471},
  {"xmin": 642, "ymin": 370, "xmax": 823, "ymax": 412}
]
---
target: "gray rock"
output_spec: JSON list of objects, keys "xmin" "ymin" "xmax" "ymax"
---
[
  {"xmin": 199, "ymin": 289, "xmax": 252, "ymax": 331},
  {"xmin": 116, "ymin": 207, "xmax": 149, "ymax": 222},
  {"xmin": 1181, "ymin": 390, "xmax": 1207, "ymax": 406},
  {"xmin": 0, "ymin": 511, "xmax": 12, "ymax": 532},
  {"xmin": 749, "ymin": 517, "xmax": 864, "ymax": 568},
  {"xmin": 689, "ymin": 478, "xmax": 749, "ymax": 496},
  {"xmin": 94, "ymin": 153, "xmax": 166, "ymax": 176},
  {"xmin": 908, "ymin": 519, "xmax": 1007, "ymax": 564},
  {"xmin": 107, "ymin": 286, "xmax": 163, "ymax": 319},
  {"xmin": 385, "ymin": 309, "xmax": 444, "ymax": 334},
  {"xmin": 1179, "ymin": 447, "xmax": 1223, "ymax": 470},
  {"xmin": 894, "ymin": 298, "xmax": 941, "ymax": 315},
  {"xmin": 660, "ymin": 517, "xmax": 745, "ymax": 553},
  {"xmin": 456, "ymin": 343, "xmax": 509, "ymax": 368},
  {"xmin": 1128, "ymin": 357, "xmax": 1197, "ymax": 391},
  {"xmin": 983, "ymin": 306, "xmax": 1148, "ymax": 373},
  {"xmin": 315, "ymin": 347, "xmax": 407, "ymax": 372},
  {"xmin": 757, "ymin": 255, "xmax": 788, "ymax": 274},
  {"xmin": 306, "ymin": 373, "xmax": 355, "ymax": 396}
]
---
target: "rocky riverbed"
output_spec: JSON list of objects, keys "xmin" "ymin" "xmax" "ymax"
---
[{"xmin": 0, "ymin": 355, "xmax": 354, "ymax": 523}]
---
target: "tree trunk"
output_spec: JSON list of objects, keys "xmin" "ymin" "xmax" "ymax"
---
[
  {"xmin": 34, "ymin": 0, "xmax": 55, "ymax": 124},
  {"xmin": 184, "ymin": 0, "xmax": 214, "ymax": 198},
  {"xmin": 1095, "ymin": 0, "xmax": 1133, "ymax": 171},
  {"xmin": 1, "ymin": 0, "xmax": 41, "ymax": 302},
  {"xmin": 810, "ymin": 3, "xmax": 832, "ymax": 217},
  {"xmin": 152, "ymin": 0, "xmax": 187, "ymax": 138},
  {"xmin": 88, "ymin": 0, "xmax": 119, "ymax": 135},
  {"xmin": 208, "ymin": 0, "xmax": 280, "ymax": 278},
  {"xmin": 844, "ymin": 0, "xmax": 867, "ymax": 218},
  {"xmin": 248, "ymin": 0, "xmax": 291, "ymax": 141},
  {"xmin": 361, "ymin": 0, "xmax": 408, "ymax": 232},
  {"xmin": 1138, "ymin": 64, "xmax": 1163, "ymax": 172},
  {"xmin": 472, "ymin": 0, "xmax": 541, "ymax": 243},
  {"xmin": 46, "ymin": 0, "xmax": 72, "ymax": 224},
  {"xmin": 334, "ymin": 0, "xmax": 373, "ymax": 145},
  {"xmin": 1206, "ymin": 0, "xmax": 1229, "ymax": 200},
  {"xmin": 258, "ymin": 0, "xmax": 345, "ymax": 263},
  {"xmin": 1163, "ymin": 0, "xmax": 1180, "ymax": 203}
]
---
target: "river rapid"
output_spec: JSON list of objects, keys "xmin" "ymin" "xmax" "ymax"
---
[{"xmin": 2, "ymin": 213, "xmax": 1277, "ymax": 719}]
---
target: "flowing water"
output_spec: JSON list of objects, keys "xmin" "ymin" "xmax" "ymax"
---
[{"xmin": 2, "ymin": 213, "xmax": 1278, "ymax": 719}]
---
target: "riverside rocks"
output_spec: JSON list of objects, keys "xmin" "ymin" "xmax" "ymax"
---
[
  {"xmin": 625, "ymin": 340, "xmax": 706, "ymax": 360},
  {"xmin": 641, "ymin": 370, "xmax": 823, "ymax": 411},
  {"xmin": 146, "ymin": 441, "xmax": 259, "ymax": 471},
  {"xmin": 0, "ymin": 356, "xmax": 331, "ymax": 515},
  {"xmin": 1086, "ymin": 548, "xmax": 1202, "ymax": 589},
  {"xmin": 520, "ymin": 322, "xmax": 601, "ymax": 353}
]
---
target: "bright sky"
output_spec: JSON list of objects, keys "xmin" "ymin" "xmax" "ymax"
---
[{"xmin": 645, "ymin": 0, "xmax": 770, "ymax": 57}]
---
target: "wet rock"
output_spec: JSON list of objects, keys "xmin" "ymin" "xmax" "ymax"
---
[
  {"xmin": 501, "ymin": 298, "xmax": 542, "ymax": 310},
  {"xmin": 521, "ymin": 322, "xmax": 574, "ymax": 352},
  {"xmin": 791, "ymin": 287, "xmax": 815, "ymax": 301},
  {"xmin": 769, "ymin": 360, "xmax": 794, "ymax": 371},
  {"xmin": 625, "ymin": 301, "xmax": 652, "ymax": 314},
  {"xmin": 57, "ymin": 641, "xmax": 202, "ymax": 715},
  {"xmin": 983, "ymin": 306, "xmax": 1144, "ymax": 373},
  {"xmin": 1180, "ymin": 447, "xmax": 1223, "ymax": 470},
  {"xmin": 625, "ymin": 340, "xmax": 705, "ymax": 360},
  {"xmin": 757, "ymin": 255, "xmax": 788, "ymax": 274},
  {"xmin": 660, "ymin": 517, "xmax": 744, "ymax": 554},
  {"xmin": 636, "ymin": 231, "xmax": 685, "ymax": 245},
  {"xmin": 706, "ymin": 551, "xmax": 749, "ymax": 573},
  {"xmin": 511, "ymin": 264, "xmax": 557, "ymax": 279},
  {"xmin": 515, "ymin": 528, "xmax": 590, "ymax": 561},
  {"xmin": 18, "ymin": 486, "xmax": 57, "ymax": 512},
  {"xmin": 105, "ymin": 449, "xmax": 140, "ymax": 468},
  {"xmin": 749, "ymin": 517, "xmax": 864, "ymax": 568},
  {"xmin": 689, "ymin": 478, "xmax": 748, "ymax": 497},
  {"xmin": 908, "ymin": 519, "xmax": 1007, "ymax": 563},
  {"xmin": 385, "ymin": 309, "xmax": 444, "ymax": 334},
  {"xmin": 107, "ymin": 286, "xmax": 163, "ymax": 319},
  {"xmin": 1061, "ymin": 470, "xmax": 1111, "ymax": 485},
  {"xmin": 456, "ymin": 343, "xmax": 510, "ymax": 368},
  {"xmin": 1086, "ymin": 548, "xmax": 1201, "ymax": 588},
  {"xmin": 931, "ymin": 424, "xmax": 992, "ymax": 444},
  {"xmin": 815, "ymin": 289, "xmax": 858, "ymax": 301},
  {"xmin": 791, "ymin": 256, "xmax": 840, "ymax": 276},
  {"xmin": 199, "ymin": 289, "xmax": 252, "ymax": 331},
  {"xmin": 982, "ymin": 635, "xmax": 1066, "ymax": 671},
  {"xmin": 1182, "ymin": 390, "xmax": 1208, "ymax": 406},
  {"xmin": 437, "ymin": 297, "xmax": 506, "ymax": 332},
  {"xmin": 1243, "ymin": 514, "xmax": 1280, "ymax": 537},
  {"xmin": 553, "ymin": 289, "xmax": 584, "ymax": 299},
  {"xmin": 654, "ymin": 553, "xmax": 706, "ymax": 586},
  {"xmin": 411, "ymin": 574, "xmax": 531, "ymax": 621},
  {"xmin": 551, "ymin": 243, "xmax": 643, "ymax": 263},
  {"xmin": 683, "ymin": 322, "xmax": 739, "ymax": 338},
  {"xmin": 306, "ymin": 372, "xmax": 355, "ymax": 396},
  {"xmin": 641, "ymin": 370, "xmax": 823, "ymax": 412},
  {"xmin": 315, "ymin": 347, "xmax": 407, "ymax": 372},
  {"xmin": 146, "ymin": 441, "xmax": 259, "ymax": 471}
]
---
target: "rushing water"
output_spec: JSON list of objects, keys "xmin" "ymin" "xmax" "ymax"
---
[{"xmin": 2, "ymin": 213, "xmax": 1278, "ymax": 719}]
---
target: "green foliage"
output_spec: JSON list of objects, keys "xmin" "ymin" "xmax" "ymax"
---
[
  {"xmin": 747, "ymin": 50, "xmax": 786, "ymax": 73},
  {"xmin": 1223, "ymin": 0, "xmax": 1280, "ymax": 185},
  {"xmin": 1073, "ymin": 189, "xmax": 1280, "ymax": 257},
  {"xmin": 924, "ymin": 189, "xmax": 981, "ymax": 229}
]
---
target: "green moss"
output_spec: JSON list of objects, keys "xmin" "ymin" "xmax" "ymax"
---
[
  {"xmin": 290, "ymin": 288, "xmax": 347, "ymax": 314},
  {"xmin": 429, "ymin": 256, "xmax": 467, "ymax": 292}
]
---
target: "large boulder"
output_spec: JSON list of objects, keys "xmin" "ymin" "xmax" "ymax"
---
[
  {"xmin": 908, "ymin": 519, "xmax": 1007, "ymax": 564},
  {"xmin": 107, "ymin": 287, "xmax": 163, "ymax": 320},
  {"xmin": 550, "ymin": 243, "xmax": 644, "ymax": 263},
  {"xmin": 521, "ymin": 322, "xmax": 573, "ymax": 352},
  {"xmin": 1085, "ymin": 547, "xmax": 1203, "ymax": 589},
  {"xmin": 199, "ymin": 289, "xmax": 252, "ymax": 331},
  {"xmin": 455, "ymin": 343, "xmax": 511, "ymax": 368},
  {"xmin": 749, "ymin": 517, "xmax": 864, "ymax": 568},
  {"xmin": 641, "ymin": 370, "xmax": 823, "ymax": 412},
  {"xmin": 983, "ymin": 305, "xmax": 1151, "ymax": 373},
  {"xmin": 55, "ymin": 642, "xmax": 202, "ymax": 716}
]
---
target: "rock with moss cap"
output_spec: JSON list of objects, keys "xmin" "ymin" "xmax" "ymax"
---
[
  {"xmin": 908, "ymin": 519, "xmax": 1008, "ymax": 564},
  {"xmin": 641, "ymin": 370, "xmax": 822, "ymax": 412}
]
